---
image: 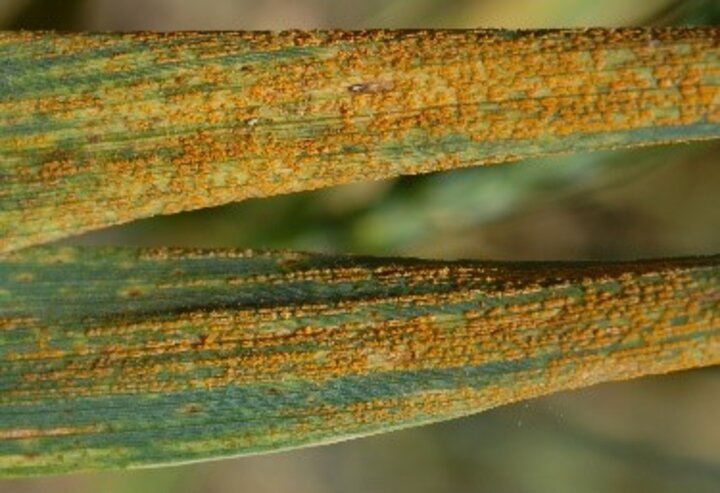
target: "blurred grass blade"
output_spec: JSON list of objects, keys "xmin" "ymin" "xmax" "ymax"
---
[
  {"xmin": 1, "ymin": 28, "xmax": 719, "ymax": 253},
  {"xmin": 1, "ymin": 247, "xmax": 718, "ymax": 477}
]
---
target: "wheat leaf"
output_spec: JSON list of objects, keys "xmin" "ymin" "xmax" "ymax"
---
[
  {"xmin": 1, "ymin": 28, "xmax": 719, "ymax": 252},
  {"xmin": 0, "ymin": 247, "xmax": 717, "ymax": 477}
]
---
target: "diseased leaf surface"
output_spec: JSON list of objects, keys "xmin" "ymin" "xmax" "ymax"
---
[
  {"xmin": 1, "ymin": 27, "xmax": 719, "ymax": 478},
  {"xmin": 1, "ymin": 28, "xmax": 719, "ymax": 252},
  {"xmin": 0, "ymin": 248, "xmax": 717, "ymax": 477}
]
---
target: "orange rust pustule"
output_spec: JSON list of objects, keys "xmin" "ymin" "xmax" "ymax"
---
[
  {"xmin": 0, "ymin": 248, "xmax": 718, "ymax": 476},
  {"xmin": 3, "ymin": 250, "xmax": 718, "ymax": 401},
  {"xmin": 2, "ymin": 28, "xmax": 719, "ymax": 252}
]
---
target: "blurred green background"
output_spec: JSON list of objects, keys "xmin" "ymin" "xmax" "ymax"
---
[{"xmin": 2, "ymin": 0, "xmax": 719, "ymax": 492}]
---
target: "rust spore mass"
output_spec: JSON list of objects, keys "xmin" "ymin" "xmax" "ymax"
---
[
  {"xmin": 1, "ymin": 28, "xmax": 719, "ymax": 252},
  {"xmin": 0, "ymin": 249, "xmax": 718, "ymax": 476},
  {"xmin": 0, "ymin": 28, "xmax": 718, "ymax": 478}
]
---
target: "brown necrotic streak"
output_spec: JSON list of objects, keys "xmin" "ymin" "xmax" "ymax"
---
[
  {"xmin": 1, "ymin": 28, "xmax": 719, "ymax": 252},
  {"xmin": 0, "ymin": 248, "xmax": 717, "ymax": 476}
]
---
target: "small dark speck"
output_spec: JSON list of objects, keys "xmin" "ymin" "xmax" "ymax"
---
[
  {"xmin": 347, "ymin": 80, "xmax": 394, "ymax": 94},
  {"xmin": 348, "ymin": 83, "xmax": 368, "ymax": 93},
  {"xmin": 182, "ymin": 403, "xmax": 204, "ymax": 415},
  {"xmin": 195, "ymin": 334, "xmax": 209, "ymax": 348},
  {"xmin": 126, "ymin": 288, "xmax": 143, "ymax": 298}
]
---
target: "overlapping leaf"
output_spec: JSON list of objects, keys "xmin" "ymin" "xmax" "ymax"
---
[{"xmin": 0, "ymin": 28, "xmax": 718, "ymax": 477}]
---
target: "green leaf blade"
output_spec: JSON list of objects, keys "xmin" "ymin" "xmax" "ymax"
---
[
  {"xmin": 1, "ymin": 28, "xmax": 719, "ymax": 252},
  {"xmin": 1, "ymin": 247, "xmax": 718, "ymax": 477}
]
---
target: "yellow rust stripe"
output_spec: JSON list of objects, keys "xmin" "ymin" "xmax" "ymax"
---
[
  {"xmin": 1, "ymin": 28, "xmax": 720, "ymax": 252},
  {"xmin": 0, "ymin": 247, "xmax": 717, "ymax": 476}
]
